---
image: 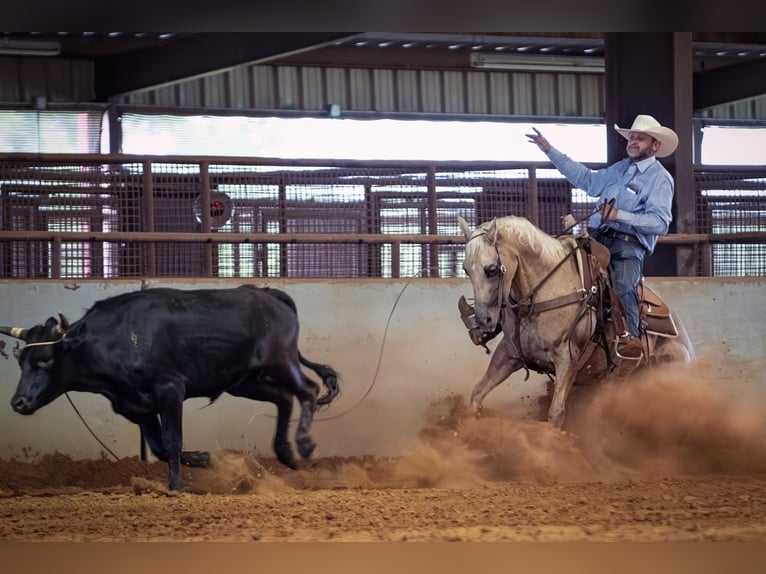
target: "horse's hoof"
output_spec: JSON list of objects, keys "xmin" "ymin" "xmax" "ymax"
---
[{"xmin": 548, "ymin": 410, "xmax": 565, "ymax": 429}]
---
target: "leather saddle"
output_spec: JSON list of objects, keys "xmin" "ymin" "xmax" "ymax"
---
[
  {"xmin": 638, "ymin": 281, "xmax": 678, "ymax": 338},
  {"xmin": 567, "ymin": 235, "xmax": 679, "ymax": 339}
]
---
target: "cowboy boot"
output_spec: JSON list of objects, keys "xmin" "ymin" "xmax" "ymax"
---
[
  {"xmin": 605, "ymin": 286, "xmax": 644, "ymax": 361},
  {"xmin": 614, "ymin": 333, "xmax": 643, "ymax": 361},
  {"xmin": 599, "ymin": 332, "xmax": 643, "ymax": 385}
]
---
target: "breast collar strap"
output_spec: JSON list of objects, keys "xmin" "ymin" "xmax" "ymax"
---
[{"xmin": 495, "ymin": 237, "xmax": 583, "ymax": 314}]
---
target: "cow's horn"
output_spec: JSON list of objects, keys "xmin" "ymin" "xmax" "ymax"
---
[{"xmin": 0, "ymin": 325, "xmax": 28, "ymax": 341}]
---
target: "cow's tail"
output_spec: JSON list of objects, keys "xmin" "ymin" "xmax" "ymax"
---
[
  {"xmin": 263, "ymin": 287, "xmax": 339, "ymax": 404},
  {"xmin": 300, "ymin": 352, "xmax": 340, "ymax": 406},
  {"xmin": 262, "ymin": 287, "xmax": 298, "ymax": 314}
]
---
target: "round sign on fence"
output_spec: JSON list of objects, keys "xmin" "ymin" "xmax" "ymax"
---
[{"xmin": 194, "ymin": 191, "xmax": 234, "ymax": 228}]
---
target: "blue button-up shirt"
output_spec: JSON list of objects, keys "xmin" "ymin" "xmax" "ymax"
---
[{"xmin": 546, "ymin": 148, "xmax": 674, "ymax": 254}]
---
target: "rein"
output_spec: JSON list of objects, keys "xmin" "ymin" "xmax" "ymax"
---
[
  {"xmin": 466, "ymin": 207, "xmax": 603, "ymax": 318},
  {"xmin": 512, "ymin": 205, "xmax": 604, "ymax": 311},
  {"xmin": 21, "ymin": 337, "xmax": 66, "ymax": 349},
  {"xmin": 476, "ymin": 207, "xmax": 600, "ymax": 315},
  {"xmin": 468, "ymin": 220, "xmax": 591, "ymax": 316},
  {"xmin": 507, "ymin": 245, "xmax": 582, "ymax": 312}
]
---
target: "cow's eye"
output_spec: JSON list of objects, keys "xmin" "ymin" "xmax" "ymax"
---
[
  {"xmin": 36, "ymin": 359, "xmax": 54, "ymax": 370},
  {"xmin": 484, "ymin": 264, "xmax": 499, "ymax": 278}
]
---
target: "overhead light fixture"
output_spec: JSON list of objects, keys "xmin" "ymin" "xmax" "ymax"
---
[
  {"xmin": 0, "ymin": 37, "xmax": 61, "ymax": 57},
  {"xmin": 470, "ymin": 52, "xmax": 604, "ymax": 73}
]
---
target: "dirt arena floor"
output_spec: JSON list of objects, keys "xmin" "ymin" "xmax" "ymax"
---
[{"xmin": 2, "ymin": 364, "xmax": 766, "ymax": 542}]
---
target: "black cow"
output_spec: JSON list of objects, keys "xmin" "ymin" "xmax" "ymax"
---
[{"xmin": 0, "ymin": 285, "xmax": 340, "ymax": 491}]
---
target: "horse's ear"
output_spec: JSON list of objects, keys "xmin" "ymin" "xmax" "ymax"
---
[
  {"xmin": 457, "ymin": 216, "xmax": 471, "ymax": 240},
  {"xmin": 485, "ymin": 218, "xmax": 498, "ymax": 244}
]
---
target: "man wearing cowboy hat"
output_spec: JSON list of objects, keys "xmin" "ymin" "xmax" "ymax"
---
[{"xmin": 526, "ymin": 114, "xmax": 679, "ymax": 360}]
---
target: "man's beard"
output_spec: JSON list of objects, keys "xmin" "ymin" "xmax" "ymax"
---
[{"xmin": 627, "ymin": 146, "xmax": 653, "ymax": 162}]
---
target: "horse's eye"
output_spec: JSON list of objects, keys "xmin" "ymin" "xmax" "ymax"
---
[{"xmin": 484, "ymin": 264, "xmax": 499, "ymax": 278}]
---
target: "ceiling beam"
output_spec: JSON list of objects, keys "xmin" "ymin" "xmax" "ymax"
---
[
  {"xmin": 276, "ymin": 45, "xmax": 476, "ymax": 70},
  {"xmin": 94, "ymin": 32, "xmax": 359, "ymax": 101},
  {"xmin": 694, "ymin": 57, "xmax": 766, "ymax": 111}
]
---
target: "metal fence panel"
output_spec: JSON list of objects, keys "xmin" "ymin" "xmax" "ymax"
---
[{"xmin": 1, "ymin": 156, "xmax": 764, "ymax": 279}]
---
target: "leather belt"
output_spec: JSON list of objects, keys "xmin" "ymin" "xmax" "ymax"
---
[{"xmin": 588, "ymin": 227, "xmax": 644, "ymax": 248}]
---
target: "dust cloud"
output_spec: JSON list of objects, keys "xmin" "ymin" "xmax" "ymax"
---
[
  {"xmin": 2, "ymin": 362, "xmax": 765, "ymax": 495},
  {"xmin": 195, "ymin": 361, "xmax": 766, "ymax": 491},
  {"xmin": 570, "ymin": 362, "xmax": 766, "ymax": 478},
  {"xmin": 399, "ymin": 361, "xmax": 766, "ymax": 487}
]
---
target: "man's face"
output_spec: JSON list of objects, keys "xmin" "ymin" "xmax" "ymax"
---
[{"xmin": 626, "ymin": 132, "xmax": 661, "ymax": 161}]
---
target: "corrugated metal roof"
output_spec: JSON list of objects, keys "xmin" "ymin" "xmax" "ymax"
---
[
  {"xmin": 3, "ymin": 32, "xmax": 766, "ymax": 69},
  {"xmin": 2, "ymin": 32, "xmax": 765, "ymax": 120}
]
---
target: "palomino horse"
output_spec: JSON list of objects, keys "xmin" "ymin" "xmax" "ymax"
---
[{"xmin": 458, "ymin": 215, "xmax": 694, "ymax": 429}]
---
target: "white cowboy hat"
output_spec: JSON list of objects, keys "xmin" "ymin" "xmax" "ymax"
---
[{"xmin": 614, "ymin": 114, "xmax": 679, "ymax": 158}]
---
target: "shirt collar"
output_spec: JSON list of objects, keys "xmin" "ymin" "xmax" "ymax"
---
[{"xmin": 630, "ymin": 155, "xmax": 656, "ymax": 173}]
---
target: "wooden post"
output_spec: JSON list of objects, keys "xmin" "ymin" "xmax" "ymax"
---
[
  {"xmin": 427, "ymin": 165, "xmax": 439, "ymax": 277},
  {"xmin": 529, "ymin": 167, "xmax": 539, "ymax": 226},
  {"xmin": 142, "ymin": 160, "xmax": 156, "ymax": 277},
  {"xmin": 278, "ymin": 182, "xmax": 287, "ymax": 277},
  {"xmin": 199, "ymin": 161, "xmax": 213, "ymax": 277},
  {"xmin": 51, "ymin": 237, "xmax": 62, "ymax": 279},
  {"xmin": 391, "ymin": 240, "xmax": 400, "ymax": 278}
]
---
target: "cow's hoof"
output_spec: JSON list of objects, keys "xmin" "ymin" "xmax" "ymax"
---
[
  {"xmin": 181, "ymin": 450, "xmax": 211, "ymax": 468},
  {"xmin": 275, "ymin": 445, "xmax": 297, "ymax": 469},
  {"xmin": 296, "ymin": 437, "xmax": 316, "ymax": 459}
]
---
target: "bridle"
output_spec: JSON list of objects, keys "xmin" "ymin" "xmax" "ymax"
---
[{"xmin": 466, "ymin": 228, "xmax": 509, "ymax": 311}]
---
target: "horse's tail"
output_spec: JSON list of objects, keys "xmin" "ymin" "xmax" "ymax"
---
[{"xmin": 300, "ymin": 352, "xmax": 341, "ymax": 406}]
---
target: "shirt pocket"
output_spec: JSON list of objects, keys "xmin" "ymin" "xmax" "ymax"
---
[{"xmin": 617, "ymin": 184, "xmax": 645, "ymax": 212}]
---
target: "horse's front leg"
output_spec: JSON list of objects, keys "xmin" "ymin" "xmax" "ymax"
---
[
  {"xmin": 470, "ymin": 337, "xmax": 524, "ymax": 414},
  {"xmin": 547, "ymin": 352, "xmax": 578, "ymax": 429}
]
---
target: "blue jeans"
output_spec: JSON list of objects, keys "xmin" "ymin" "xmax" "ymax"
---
[{"xmin": 597, "ymin": 236, "xmax": 646, "ymax": 337}]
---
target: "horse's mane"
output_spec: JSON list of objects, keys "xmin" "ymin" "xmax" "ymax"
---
[{"xmin": 494, "ymin": 216, "xmax": 569, "ymax": 265}]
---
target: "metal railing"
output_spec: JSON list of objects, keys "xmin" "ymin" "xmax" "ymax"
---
[{"xmin": 1, "ymin": 154, "xmax": 765, "ymax": 279}]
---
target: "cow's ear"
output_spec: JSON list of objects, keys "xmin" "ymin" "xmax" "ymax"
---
[
  {"xmin": 62, "ymin": 323, "xmax": 86, "ymax": 351},
  {"xmin": 44, "ymin": 317, "xmax": 63, "ymax": 337}
]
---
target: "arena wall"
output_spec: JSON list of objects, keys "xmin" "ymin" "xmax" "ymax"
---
[{"xmin": 0, "ymin": 278, "xmax": 764, "ymax": 463}]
